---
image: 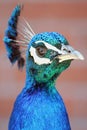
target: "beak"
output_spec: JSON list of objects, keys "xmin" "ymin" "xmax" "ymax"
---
[{"xmin": 58, "ymin": 45, "xmax": 84, "ymax": 63}]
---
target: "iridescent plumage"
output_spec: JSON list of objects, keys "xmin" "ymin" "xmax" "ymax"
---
[{"xmin": 4, "ymin": 5, "xmax": 84, "ymax": 130}]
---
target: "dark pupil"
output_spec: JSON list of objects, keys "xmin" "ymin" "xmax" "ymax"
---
[{"xmin": 36, "ymin": 47, "xmax": 47, "ymax": 56}]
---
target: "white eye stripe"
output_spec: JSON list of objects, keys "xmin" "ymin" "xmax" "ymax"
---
[
  {"xmin": 30, "ymin": 46, "xmax": 52, "ymax": 65},
  {"xmin": 29, "ymin": 40, "xmax": 72, "ymax": 65},
  {"xmin": 30, "ymin": 40, "xmax": 61, "ymax": 65},
  {"xmin": 35, "ymin": 40, "xmax": 62, "ymax": 54}
]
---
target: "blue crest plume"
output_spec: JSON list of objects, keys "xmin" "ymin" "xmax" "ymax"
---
[
  {"xmin": 4, "ymin": 5, "xmax": 23, "ymax": 68},
  {"xmin": 3, "ymin": 5, "xmax": 35, "ymax": 69}
]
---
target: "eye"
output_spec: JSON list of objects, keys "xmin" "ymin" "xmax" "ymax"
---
[{"xmin": 36, "ymin": 46, "xmax": 47, "ymax": 57}]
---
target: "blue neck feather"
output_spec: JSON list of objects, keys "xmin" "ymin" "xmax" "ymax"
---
[{"xmin": 9, "ymin": 72, "xmax": 71, "ymax": 130}]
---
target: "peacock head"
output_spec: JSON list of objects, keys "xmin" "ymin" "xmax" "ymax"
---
[
  {"xmin": 26, "ymin": 32, "xmax": 84, "ymax": 84},
  {"xmin": 4, "ymin": 5, "xmax": 84, "ymax": 85}
]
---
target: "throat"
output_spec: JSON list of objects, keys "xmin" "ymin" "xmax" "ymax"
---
[{"xmin": 24, "ymin": 75, "xmax": 57, "ymax": 96}]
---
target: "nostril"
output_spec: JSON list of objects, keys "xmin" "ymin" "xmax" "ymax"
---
[
  {"xmin": 63, "ymin": 48, "xmax": 71, "ymax": 53},
  {"xmin": 68, "ymin": 50, "xmax": 71, "ymax": 53}
]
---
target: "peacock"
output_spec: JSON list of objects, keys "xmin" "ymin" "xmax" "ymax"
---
[{"xmin": 3, "ymin": 5, "xmax": 84, "ymax": 130}]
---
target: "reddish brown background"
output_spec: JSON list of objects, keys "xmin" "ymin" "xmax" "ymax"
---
[{"xmin": 0, "ymin": 1, "xmax": 87, "ymax": 130}]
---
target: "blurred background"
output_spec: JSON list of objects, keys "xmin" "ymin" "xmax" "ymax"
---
[{"xmin": 0, "ymin": 0, "xmax": 87, "ymax": 130}]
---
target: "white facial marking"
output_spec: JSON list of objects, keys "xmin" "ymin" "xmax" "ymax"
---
[
  {"xmin": 29, "ymin": 41, "xmax": 71, "ymax": 65},
  {"xmin": 35, "ymin": 40, "xmax": 62, "ymax": 54},
  {"xmin": 30, "ymin": 40, "xmax": 63, "ymax": 65},
  {"xmin": 30, "ymin": 46, "xmax": 52, "ymax": 65}
]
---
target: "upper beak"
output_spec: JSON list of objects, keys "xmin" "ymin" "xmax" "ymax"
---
[{"xmin": 58, "ymin": 45, "xmax": 84, "ymax": 63}]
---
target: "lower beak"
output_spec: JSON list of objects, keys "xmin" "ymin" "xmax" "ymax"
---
[{"xmin": 58, "ymin": 46, "xmax": 84, "ymax": 63}]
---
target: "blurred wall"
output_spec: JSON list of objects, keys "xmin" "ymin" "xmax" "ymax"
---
[{"xmin": 0, "ymin": 1, "xmax": 87, "ymax": 130}]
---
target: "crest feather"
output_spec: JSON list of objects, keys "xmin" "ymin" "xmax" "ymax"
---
[{"xmin": 3, "ymin": 5, "xmax": 35, "ymax": 69}]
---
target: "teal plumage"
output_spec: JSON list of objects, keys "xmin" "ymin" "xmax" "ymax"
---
[{"xmin": 3, "ymin": 5, "xmax": 84, "ymax": 130}]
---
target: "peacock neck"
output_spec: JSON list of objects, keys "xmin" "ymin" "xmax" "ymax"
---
[{"xmin": 25, "ymin": 72, "xmax": 58, "ymax": 95}]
